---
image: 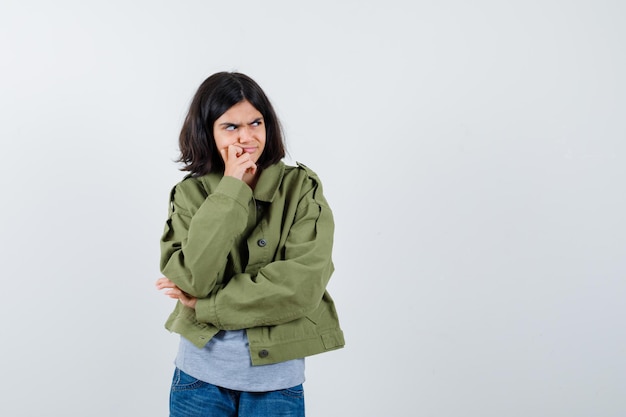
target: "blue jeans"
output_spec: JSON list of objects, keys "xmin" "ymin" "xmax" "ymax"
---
[{"xmin": 170, "ymin": 368, "xmax": 305, "ymax": 417}]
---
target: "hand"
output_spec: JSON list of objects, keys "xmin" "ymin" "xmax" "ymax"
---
[
  {"xmin": 155, "ymin": 277, "xmax": 197, "ymax": 309},
  {"xmin": 220, "ymin": 144, "xmax": 257, "ymax": 181}
]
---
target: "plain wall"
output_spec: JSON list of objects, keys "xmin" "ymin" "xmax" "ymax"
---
[{"xmin": 1, "ymin": 0, "xmax": 624, "ymax": 416}]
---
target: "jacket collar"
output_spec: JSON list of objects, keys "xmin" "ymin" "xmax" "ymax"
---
[
  {"xmin": 200, "ymin": 161, "xmax": 285, "ymax": 203},
  {"xmin": 253, "ymin": 161, "xmax": 285, "ymax": 203}
]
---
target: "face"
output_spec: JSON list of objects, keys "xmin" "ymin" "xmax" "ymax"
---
[{"xmin": 213, "ymin": 100, "xmax": 266, "ymax": 164}]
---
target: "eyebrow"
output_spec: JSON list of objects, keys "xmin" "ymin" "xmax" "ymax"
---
[{"xmin": 218, "ymin": 117, "xmax": 264, "ymax": 128}]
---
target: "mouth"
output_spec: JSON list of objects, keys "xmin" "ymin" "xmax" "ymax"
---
[{"xmin": 242, "ymin": 147, "xmax": 257, "ymax": 154}]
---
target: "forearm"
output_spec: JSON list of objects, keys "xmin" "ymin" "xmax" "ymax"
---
[
  {"xmin": 160, "ymin": 176, "xmax": 252, "ymax": 297},
  {"xmin": 194, "ymin": 199, "xmax": 335, "ymax": 329}
]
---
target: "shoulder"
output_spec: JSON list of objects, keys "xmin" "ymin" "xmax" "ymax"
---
[
  {"xmin": 172, "ymin": 175, "xmax": 206, "ymax": 198},
  {"xmin": 283, "ymin": 162, "xmax": 330, "ymax": 207},
  {"xmin": 168, "ymin": 175, "xmax": 211, "ymax": 215},
  {"xmin": 283, "ymin": 161, "xmax": 324, "ymax": 184}
]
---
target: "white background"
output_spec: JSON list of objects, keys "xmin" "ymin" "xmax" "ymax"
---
[{"xmin": 1, "ymin": 0, "xmax": 625, "ymax": 416}]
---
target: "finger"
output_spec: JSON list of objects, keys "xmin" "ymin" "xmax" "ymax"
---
[
  {"xmin": 177, "ymin": 293, "xmax": 197, "ymax": 309},
  {"xmin": 228, "ymin": 144, "xmax": 243, "ymax": 159},
  {"xmin": 164, "ymin": 288, "xmax": 183, "ymax": 298},
  {"xmin": 155, "ymin": 277, "xmax": 170, "ymax": 288},
  {"xmin": 156, "ymin": 281, "xmax": 178, "ymax": 290},
  {"xmin": 247, "ymin": 163, "xmax": 257, "ymax": 176},
  {"xmin": 155, "ymin": 278, "xmax": 176, "ymax": 290}
]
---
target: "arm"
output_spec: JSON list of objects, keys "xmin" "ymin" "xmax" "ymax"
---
[
  {"xmin": 194, "ymin": 174, "xmax": 335, "ymax": 330},
  {"xmin": 159, "ymin": 176, "xmax": 252, "ymax": 298}
]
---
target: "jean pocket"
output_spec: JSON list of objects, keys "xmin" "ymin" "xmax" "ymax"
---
[
  {"xmin": 280, "ymin": 384, "xmax": 304, "ymax": 399},
  {"xmin": 171, "ymin": 368, "xmax": 208, "ymax": 391}
]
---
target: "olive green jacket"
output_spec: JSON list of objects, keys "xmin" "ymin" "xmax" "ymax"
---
[{"xmin": 160, "ymin": 161, "xmax": 344, "ymax": 365}]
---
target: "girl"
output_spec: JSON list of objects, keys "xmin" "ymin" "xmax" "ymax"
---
[{"xmin": 156, "ymin": 72, "xmax": 344, "ymax": 417}]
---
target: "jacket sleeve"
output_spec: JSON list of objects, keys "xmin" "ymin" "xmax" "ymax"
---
[
  {"xmin": 194, "ymin": 172, "xmax": 335, "ymax": 330},
  {"xmin": 160, "ymin": 176, "xmax": 253, "ymax": 298}
]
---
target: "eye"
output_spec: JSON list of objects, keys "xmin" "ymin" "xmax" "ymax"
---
[
  {"xmin": 225, "ymin": 124, "xmax": 237, "ymax": 131},
  {"xmin": 251, "ymin": 119, "xmax": 263, "ymax": 127}
]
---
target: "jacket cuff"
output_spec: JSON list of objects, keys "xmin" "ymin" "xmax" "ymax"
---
[
  {"xmin": 214, "ymin": 176, "xmax": 252, "ymax": 208},
  {"xmin": 195, "ymin": 296, "xmax": 219, "ymax": 326}
]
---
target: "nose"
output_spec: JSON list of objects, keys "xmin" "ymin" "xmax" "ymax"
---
[{"xmin": 238, "ymin": 126, "xmax": 253, "ymax": 143}]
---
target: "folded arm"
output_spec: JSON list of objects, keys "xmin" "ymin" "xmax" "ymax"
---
[
  {"xmin": 194, "ymin": 179, "xmax": 335, "ymax": 330},
  {"xmin": 159, "ymin": 176, "xmax": 252, "ymax": 298}
]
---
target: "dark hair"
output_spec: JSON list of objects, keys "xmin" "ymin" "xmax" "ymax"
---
[{"xmin": 177, "ymin": 72, "xmax": 285, "ymax": 176}]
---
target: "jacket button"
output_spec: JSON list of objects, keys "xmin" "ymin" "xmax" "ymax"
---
[
  {"xmin": 259, "ymin": 349, "xmax": 269, "ymax": 358},
  {"xmin": 257, "ymin": 239, "xmax": 267, "ymax": 247}
]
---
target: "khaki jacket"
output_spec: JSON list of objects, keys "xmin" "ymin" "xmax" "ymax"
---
[{"xmin": 160, "ymin": 161, "xmax": 344, "ymax": 365}]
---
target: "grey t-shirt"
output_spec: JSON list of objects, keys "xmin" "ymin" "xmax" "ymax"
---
[{"xmin": 175, "ymin": 330, "xmax": 305, "ymax": 392}]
